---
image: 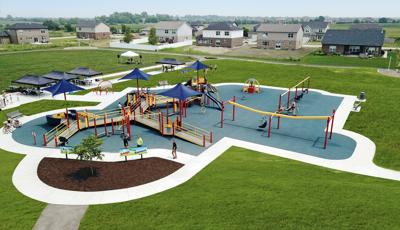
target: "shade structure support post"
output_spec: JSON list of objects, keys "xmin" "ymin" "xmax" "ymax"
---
[
  {"xmin": 64, "ymin": 93, "xmax": 70, "ymax": 128},
  {"xmin": 330, "ymin": 109, "xmax": 336, "ymax": 139},
  {"xmin": 43, "ymin": 134, "xmax": 47, "ymax": 146},
  {"xmin": 111, "ymin": 118, "xmax": 114, "ymax": 135},
  {"xmin": 103, "ymin": 113, "xmax": 107, "ymax": 136},
  {"xmin": 94, "ymin": 117, "xmax": 98, "ymax": 138},
  {"xmin": 324, "ymin": 117, "xmax": 331, "ymax": 149}
]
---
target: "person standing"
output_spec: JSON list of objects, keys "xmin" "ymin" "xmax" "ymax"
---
[
  {"xmin": 172, "ymin": 140, "xmax": 177, "ymax": 159},
  {"xmin": 136, "ymin": 135, "xmax": 144, "ymax": 147},
  {"xmin": 123, "ymin": 133, "xmax": 129, "ymax": 148}
]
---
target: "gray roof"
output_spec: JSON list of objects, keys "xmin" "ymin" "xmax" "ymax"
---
[
  {"xmin": 322, "ymin": 29, "xmax": 385, "ymax": 46},
  {"xmin": 302, "ymin": 21, "xmax": 330, "ymax": 29},
  {"xmin": 67, "ymin": 67, "xmax": 102, "ymax": 77},
  {"xmin": 257, "ymin": 24, "xmax": 303, "ymax": 33},
  {"xmin": 7, "ymin": 23, "xmax": 47, "ymax": 30},
  {"xmin": 205, "ymin": 22, "xmax": 241, "ymax": 31},
  {"xmin": 0, "ymin": 31, "xmax": 9, "ymax": 37},
  {"xmin": 350, "ymin": 23, "xmax": 383, "ymax": 31},
  {"xmin": 77, "ymin": 20, "xmax": 100, "ymax": 28},
  {"xmin": 12, "ymin": 75, "xmax": 54, "ymax": 87},
  {"xmin": 152, "ymin": 21, "xmax": 187, "ymax": 30}
]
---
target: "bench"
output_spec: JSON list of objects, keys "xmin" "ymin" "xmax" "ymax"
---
[
  {"xmin": 120, "ymin": 146, "xmax": 148, "ymax": 161},
  {"xmin": 7, "ymin": 110, "xmax": 23, "ymax": 119},
  {"xmin": 158, "ymin": 80, "xmax": 169, "ymax": 87}
]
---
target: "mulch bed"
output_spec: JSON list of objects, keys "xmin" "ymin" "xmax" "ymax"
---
[{"xmin": 37, "ymin": 157, "xmax": 184, "ymax": 192}]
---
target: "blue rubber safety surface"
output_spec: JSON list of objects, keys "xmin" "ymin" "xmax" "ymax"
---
[{"xmin": 13, "ymin": 85, "xmax": 356, "ymax": 159}]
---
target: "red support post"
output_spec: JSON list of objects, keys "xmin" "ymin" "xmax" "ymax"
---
[
  {"xmin": 294, "ymin": 87, "xmax": 298, "ymax": 102},
  {"xmin": 103, "ymin": 113, "xmax": 107, "ymax": 135},
  {"xmin": 54, "ymin": 135, "xmax": 58, "ymax": 147},
  {"xmin": 43, "ymin": 134, "xmax": 47, "ymax": 146},
  {"xmin": 203, "ymin": 134, "xmax": 206, "ymax": 147},
  {"xmin": 76, "ymin": 112, "xmax": 80, "ymax": 130},
  {"xmin": 126, "ymin": 116, "xmax": 131, "ymax": 138},
  {"xmin": 173, "ymin": 99, "xmax": 176, "ymax": 113},
  {"xmin": 94, "ymin": 117, "xmax": 98, "ymax": 137},
  {"xmin": 287, "ymin": 89, "xmax": 291, "ymax": 109},
  {"xmin": 277, "ymin": 95, "xmax": 282, "ymax": 129},
  {"xmin": 330, "ymin": 110, "xmax": 336, "ymax": 139},
  {"xmin": 172, "ymin": 118, "xmax": 175, "ymax": 136},
  {"xmin": 32, "ymin": 132, "xmax": 36, "ymax": 145},
  {"xmin": 220, "ymin": 101, "xmax": 225, "ymax": 128},
  {"xmin": 161, "ymin": 112, "xmax": 164, "ymax": 136},
  {"xmin": 210, "ymin": 130, "xmax": 213, "ymax": 143},
  {"xmin": 232, "ymin": 96, "xmax": 236, "ymax": 121},
  {"xmin": 65, "ymin": 108, "xmax": 70, "ymax": 128},
  {"xmin": 267, "ymin": 116, "xmax": 272, "ymax": 138},
  {"xmin": 324, "ymin": 117, "xmax": 331, "ymax": 149},
  {"xmin": 111, "ymin": 118, "xmax": 114, "ymax": 135},
  {"xmin": 307, "ymin": 78, "xmax": 310, "ymax": 94}
]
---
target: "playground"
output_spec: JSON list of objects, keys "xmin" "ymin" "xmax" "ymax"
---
[{"xmin": 12, "ymin": 78, "xmax": 356, "ymax": 160}]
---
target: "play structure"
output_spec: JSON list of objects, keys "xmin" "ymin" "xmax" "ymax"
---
[
  {"xmin": 217, "ymin": 77, "xmax": 335, "ymax": 149},
  {"xmin": 43, "ymin": 92, "xmax": 213, "ymax": 148},
  {"xmin": 242, "ymin": 78, "xmax": 261, "ymax": 94},
  {"xmin": 94, "ymin": 80, "xmax": 113, "ymax": 95}
]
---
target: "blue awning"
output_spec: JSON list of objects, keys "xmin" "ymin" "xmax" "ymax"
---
[
  {"xmin": 12, "ymin": 75, "xmax": 55, "ymax": 87},
  {"xmin": 43, "ymin": 79, "xmax": 85, "ymax": 97},
  {"xmin": 158, "ymin": 83, "xmax": 202, "ymax": 101},
  {"xmin": 119, "ymin": 68, "xmax": 150, "ymax": 81},
  {"xmin": 187, "ymin": 60, "xmax": 208, "ymax": 71}
]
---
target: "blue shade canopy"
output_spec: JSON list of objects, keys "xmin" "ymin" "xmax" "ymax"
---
[
  {"xmin": 187, "ymin": 60, "xmax": 208, "ymax": 71},
  {"xmin": 43, "ymin": 79, "xmax": 85, "ymax": 97},
  {"xmin": 43, "ymin": 71, "xmax": 79, "ymax": 81},
  {"xmin": 158, "ymin": 83, "xmax": 202, "ymax": 101},
  {"xmin": 12, "ymin": 75, "xmax": 55, "ymax": 87},
  {"xmin": 67, "ymin": 67, "xmax": 102, "ymax": 77},
  {"xmin": 119, "ymin": 68, "xmax": 150, "ymax": 81}
]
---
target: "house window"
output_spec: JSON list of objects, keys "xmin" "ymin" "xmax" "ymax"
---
[
  {"xmin": 288, "ymin": 33, "xmax": 294, "ymax": 38},
  {"xmin": 225, "ymin": 31, "xmax": 230, "ymax": 36},
  {"xmin": 216, "ymin": 31, "xmax": 221, "ymax": 36},
  {"xmin": 172, "ymin": 30, "xmax": 176, "ymax": 34},
  {"xmin": 41, "ymin": 30, "xmax": 46, "ymax": 33},
  {"xmin": 329, "ymin": 46, "xmax": 337, "ymax": 53},
  {"xmin": 165, "ymin": 30, "xmax": 169, "ymax": 34},
  {"xmin": 318, "ymin": 28, "xmax": 323, "ymax": 33},
  {"xmin": 215, "ymin": 39, "xmax": 221, "ymax": 46},
  {"xmin": 275, "ymin": 42, "xmax": 282, "ymax": 49},
  {"xmin": 262, "ymin": 41, "xmax": 269, "ymax": 46},
  {"xmin": 349, "ymin": 46, "xmax": 361, "ymax": 53}
]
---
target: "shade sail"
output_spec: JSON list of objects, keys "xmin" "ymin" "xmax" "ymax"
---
[
  {"xmin": 43, "ymin": 79, "xmax": 84, "ymax": 97},
  {"xmin": 119, "ymin": 68, "xmax": 150, "ymax": 81},
  {"xmin": 158, "ymin": 83, "xmax": 202, "ymax": 101},
  {"xmin": 187, "ymin": 60, "xmax": 208, "ymax": 71},
  {"xmin": 121, "ymin": 51, "xmax": 139, "ymax": 58},
  {"xmin": 156, "ymin": 58, "xmax": 185, "ymax": 66},
  {"xmin": 12, "ymin": 75, "xmax": 55, "ymax": 87},
  {"xmin": 67, "ymin": 67, "xmax": 102, "ymax": 77},
  {"xmin": 43, "ymin": 71, "xmax": 79, "ymax": 81}
]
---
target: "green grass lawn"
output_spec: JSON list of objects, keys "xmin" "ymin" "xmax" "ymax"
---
[
  {"xmin": 108, "ymin": 59, "xmax": 400, "ymax": 171},
  {"xmin": 81, "ymin": 147, "xmax": 400, "ymax": 229},
  {"xmin": 0, "ymin": 49, "xmax": 193, "ymax": 92},
  {"xmin": 0, "ymin": 99, "xmax": 99, "ymax": 229},
  {"xmin": 49, "ymin": 30, "xmax": 76, "ymax": 38}
]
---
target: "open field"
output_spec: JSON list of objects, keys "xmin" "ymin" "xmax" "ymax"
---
[
  {"xmin": 108, "ymin": 59, "xmax": 400, "ymax": 170},
  {"xmin": 0, "ymin": 49, "xmax": 193, "ymax": 92},
  {"xmin": 81, "ymin": 147, "xmax": 400, "ymax": 229},
  {"xmin": 330, "ymin": 23, "xmax": 400, "ymax": 38},
  {"xmin": 0, "ymin": 99, "xmax": 99, "ymax": 230}
]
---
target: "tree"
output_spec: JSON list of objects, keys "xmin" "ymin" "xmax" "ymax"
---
[
  {"xmin": 64, "ymin": 24, "xmax": 74, "ymax": 32},
  {"xmin": 110, "ymin": 26, "xmax": 118, "ymax": 34},
  {"xmin": 353, "ymin": 19, "xmax": 361, "ymax": 24},
  {"xmin": 148, "ymin": 27, "xmax": 158, "ymax": 45},
  {"xmin": 121, "ymin": 24, "xmax": 127, "ymax": 33},
  {"xmin": 123, "ymin": 26, "xmax": 133, "ymax": 43},
  {"xmin": 316, "ymin": 16, "xmax": 325, "ymax": 22},
  {"xmin": 72, "ymin": 135, "xmax": 103, "ymax": 176},
  {"xmin": 379, "ymin": 17, "xmax": 388, "ymax": 23},
  {"xmin": 43, "ymin": 20, "xmax": 60, "ymax": 30},
  {"xmin": 243, "ymin": 27, "xmax": 249, "ymax": 37}
]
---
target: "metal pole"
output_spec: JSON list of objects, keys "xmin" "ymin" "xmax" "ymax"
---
[
  {"xmin": 220, "ymin": 101, "xmax": 225, "ymax": 128},
  {"xmin": 267, "ymin": 116, "xmax": 272, "ymax": 138},
  {"xmin": 232, "ymin": 96, "xmax": 236, "ymax": 121},
  {"xmin": 330, "ymin": 110, "xmax": 336, "ymax": 139},
  {"xmin": 324, "ymin": 117, "xmax": 331, "ymax": 149},
  {"xmin": 277, "ymin": 95, "xmax": 281, "ymax": 129}
]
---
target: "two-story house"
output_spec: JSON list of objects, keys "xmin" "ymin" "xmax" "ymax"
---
[
  {"xmin": 196, "ymin": 22, "xmax": 243, "ymax": 48},
  {"xmin": 302, "ymin": 21, "xmax": 330, "ymax": 41},
  {"xmin": 257, "ymin": 24, "xmax": 303, "ymax": 50},
  {"xmin": 6, "ymin": 23, "xmax": 49, "ymax": 44},
  {"xmin": 153, "ymin": 21, "xmax": 192, "ymax": 43},
  {"xmin": 76, "ymin": 21, "xmax": 111, "ymax": 40}
]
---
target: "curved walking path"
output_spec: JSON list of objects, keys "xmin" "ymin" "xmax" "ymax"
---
[{"xmin": 1, "ymin": 83, "xmax": 400, "ymax": 206}]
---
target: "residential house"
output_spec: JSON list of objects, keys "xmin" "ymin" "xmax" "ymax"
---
[
  {"xmin": 321, "ymin": 29, "xmax": 384, "ymax": 56},
  {"xmin": 196, "ymin": 22, "xmax": 243, "ymax": 48},
  {"xmin": 76, "ymin": 21, "xmax": 111, "ymax": 40},
  {"xmin": 0, "ymin": 31, "xmax": 10, "ymax": 44},
  {"xmin": 302, "ymin": 21, "xmax": 330, "ymax": 41},
  {"xmin": 6, "ymin": 23, "xmax": 49, "ymax": 44},
  {"xmin": 190, "ymin": 22, "xmax": 205, "ymax": 36},
  {"xmin": 256, "ymin": 24, "xmax": 304, "ymax": 50},
  {"xmin": 152, "ymin": 21, "xmax": 192, "ymax": 43}
]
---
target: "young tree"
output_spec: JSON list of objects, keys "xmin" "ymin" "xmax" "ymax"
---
[
  {"xmin": 121, "ymin": 24, "xmax": 127, "ymax": 33},
  {"xmin": 123, "ymin": 26, "xmax": 133, "ymax": 43},
  {"xmin": 110, "ymin": 26, "xmax": 118, "ymax": 34},
  {"xmin": 243, "ymin": 27, "xmax": 249, "ymax": 37},
  {"xmin": 379, "ymin": 17, "xmax": 388, "ymax": 23},
  {"xmin": 72, "ymin": 135, "xmax": 103, "ymax": 176},
  {"xmin": 148, "ymin": 27, "xmax": 158, "ymax": 45}
]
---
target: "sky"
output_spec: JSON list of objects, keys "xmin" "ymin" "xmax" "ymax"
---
[{"xmin": 0, "ymin": 0, "xmax": 399, "ymax": 18}]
